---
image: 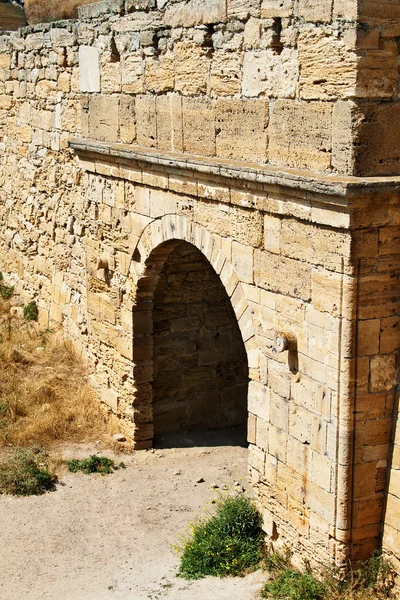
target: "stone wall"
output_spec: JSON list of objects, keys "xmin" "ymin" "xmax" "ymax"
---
[{"xmin": 0, "ymin": 0, "xmax": 399, "ymax": 575}]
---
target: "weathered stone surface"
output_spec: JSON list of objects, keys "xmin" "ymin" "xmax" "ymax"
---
[
  {"xmin": 89, "ymin": 95, "xmax": 119, "ymax": 142},
  {"xmin": 209, "ymin": 51, "xmax": 242, "ymax": 97},
  {"xmin": 215, "ymin": 99, "xmax": 268, "ymax": 163},
  {"xmin": 121, "ymin": 54, "xmax": 145, "ymax": 94},
  {"xmin": 298, "ymin": 28, "xmax": 357, "ymax": 100},
  {"xmin": 242, "ymin": 49, "xmax": 298, "ymax": 98},
  {"xmin": 182, "ymin": 97, "xmax": 215, "ymax": 156},
  {"xmin": 228, "ymin": 0, "xmax": 261, "ymax": 20},
  {"xmin": 164, "ymin": 0, "xmax": 226, "ymax": 27},
  {"xmin": 145, "ymin": 55, "xmax": 174, "ymax": 94},
  {"xmin": 269, "ymin": 100, "xmax": 332, "ymax": 171},
  {"xmin": 354, "ymin": 103, "xmax": 400, "ymax": 176},
  {"xmin": 174, "ymin": 42, "xmax": 209, "ymax": 95},
  {"xmin": 298, "ymin": 0, "xmax": 333, "ymax": 22},
  {"xmin": 261, "ymin": 0, "xmax": 293, "ymax": 17}
]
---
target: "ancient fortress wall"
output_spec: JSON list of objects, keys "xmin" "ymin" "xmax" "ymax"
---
[{"xmin": 0, "ymin": 0, "xmax": 399, "ymax": 573}]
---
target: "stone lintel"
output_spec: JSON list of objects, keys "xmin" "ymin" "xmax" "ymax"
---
[{"xmin": 70, "ymin": 138, "xmax": 400, "ymax": 205}]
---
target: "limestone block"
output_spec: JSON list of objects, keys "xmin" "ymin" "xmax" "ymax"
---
[
  {"xmin": 79, "ymin": 46, "xmax": 101, "ymax": 94},
  {"xmin": 242, "ymin": 49, "xmax": 298, "ymax": 98},
  {"xmin": 126, "ymin": 0, "xmax": 156, "ymax": 10},
  {"xmin": 232, "ymin": 241, "xmax": 254, "ymax": 284},
  {"xmin": 298, "ymin": 0, "xmax": 333, "ymax": 22},
  {"xmin": 268, "ymin": 425, "xmax": 287, "ymax": 461},
  {"xmin": 227, "ymin": 0, "xmax": 261, "ymax": 19},
  {"xmin": 182, "ymin": 97, "xmax": 215, "ymax": 157},
  {"xmin": 50, "ymin": 28, "xmax": 76, "ymax": 47},
  {"xmin": 269, "ymin": 100, "xmax": 332, "ymax": 172},
  {"xmin": 359, "ymin": 1, "xmax": 400, "ymax": 33},
  {"xmin": 354, "ymin": 103, "xmax": 400, "ymax": 176},
  {"xmin": 357, "ymin": 319, "xmax": 380, "ymax": 356},
  {"xmin": 136, "ymin": 95, "xmax": 157, "ymax": 148},
  {"xmin": 89, "ymin": 95, "xmax": 119, "ymax": 142},
  {"xmin": 121, "ymin": 53, "xmax": 145, "ymax": 94},
  {"xmin": 87, "ymin": 291, "xmax": 116, "ymax": 324},
  {"xmin": 333, "ymin": 0, "xmax": 357, "ymax": 20},
  {"xmin": 101, "ymin": 61, "xmax": 121, "ymax": 93},
  {"xmin": 270, "ymin": 392, "xmax": 289, "ymax": 430},
  {"xmin": 244, "ymin": 18, "xmax": 262, "ymax": 49},
  {"xmin": 25, "ymin": 32, "xmax": 45, "ymax": 51},
  {"xmin": 380, "ymin": 316, "xmax": 400, "ymax": 354},
  {"xmin": 164, "ymin": 0, "xmax": 226, "ymax": 27},
  {"xmin": 209, "ymin": 51, "xmax": 242, "ymax": 97},
  {"xmin": 174, "ymin": 42, "xmax": 210, "ymax": 96},
  {"xmin": 145, "ymin": 55, "xmax": 174, "ymax": 93},
  {"xmin": 261, "ymin": 0, "xmax": 293, "ymax": 17},
  {"xmin": 58, "ymin": 71, "xmax": 71, "ymax": 93},
  {"xmin": 248, "ymin": 380, "xmax": 270, "ymax": 421},
  {"xmin": 332, "ymin": 100, "xmax": 364, "ymax": 175},
  {"xmin": 215, "ymin": 99, "xmax": 268, "ymax": 163},
  {"xmin": 101, "ymin": 387, "xmax": 119, "ymax": 411},
  {"xmin": 311, "ymin": 269, "xmax": 344, "ymax": 317},
  {"xmin": 156, "ymin": 94, "xmax": 184, "ymax": 152},
  {"xmin": 298, "ymin": 28, "xmax": 357, "ymax": 100},
  {"xmin": 356, "ymin": 49, "xmax": 398, "ymax": 99},
  {"xmin": 78, "ymin": 0, "xmax": 124, "ymax": 20},
  {"xmin": 119, "ymin": 95, "xmax": 136, "ymax": 144},
  {"xmin": 0, "ymin": 53, "xmax": 10, "ymax": 69},
  {"xmin": 254, "ymin": 250, "xmax": 312, "ymax": 301},
  {"xmin": 231, "ymin": 205, "xmax": 263, "ymax": 247},
  {"xmin": 370, "ymin": 355, "xmax": 397, "ymax": 393}
]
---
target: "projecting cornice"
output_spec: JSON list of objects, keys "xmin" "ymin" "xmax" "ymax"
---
[{"xmin": 70, "ymin": 138, "xmax": 400, "ymax": 203}]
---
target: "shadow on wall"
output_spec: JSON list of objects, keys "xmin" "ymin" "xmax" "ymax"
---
[{"xmin": 23, "ymin": 0, "xmax": 103, "ymax": 24}]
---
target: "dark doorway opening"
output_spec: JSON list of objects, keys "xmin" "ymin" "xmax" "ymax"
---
[{"xmin": 151, "ymin": 241, "xmax": 248, "ymax": 448}]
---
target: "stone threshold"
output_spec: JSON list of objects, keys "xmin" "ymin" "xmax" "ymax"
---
[{"xmin": 70, "ymin": 138, "xmax": 400, "ymax": 201}]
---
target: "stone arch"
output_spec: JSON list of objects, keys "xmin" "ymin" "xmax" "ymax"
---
[{"xmin": 130, "ymin": 214, "xmax": 257, "ymax": 449}]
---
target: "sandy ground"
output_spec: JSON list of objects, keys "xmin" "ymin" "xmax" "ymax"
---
[{"xmin": 0, "ymin": 430, "xmax": 265, "ymax": 600}]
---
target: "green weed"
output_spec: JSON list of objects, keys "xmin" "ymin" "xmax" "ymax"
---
[
  {"xmin": 0, "ymin": 447, "xmax": 57, "ymax": 496},
  {"xmin": 23, "ymin": 301, "xmax": 38, "ymax": 322},
  {"xmin": 261, "ymin": 569, "xmax": 326, "ymax": 600},
  {"xmin": 176, "ymin": 493, "xmax": 264, "ymax": 579},
  {"xmin": 0, "ymin": 272, "xmax": 14, "ymax": 300},
  {"xmin": 65, "ymin": 455, "xmax": 125, "ymax": 475},
  {"xmin": 261, "ymin": 550, "xmax": 396, "ymax": 600}
]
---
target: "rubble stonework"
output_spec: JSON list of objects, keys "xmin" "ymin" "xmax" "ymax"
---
[{"xmin": 0, "ymin": 0, "xmax": 399, "ymax": 574}]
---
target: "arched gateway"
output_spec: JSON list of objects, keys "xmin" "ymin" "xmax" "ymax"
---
[{"xmin": 131, "ymin": 215, "xmax": 257, "ymax": 449}]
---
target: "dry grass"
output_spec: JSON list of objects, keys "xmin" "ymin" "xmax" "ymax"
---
[
  {"xmin": 24, "ymin": 0, "xmax": 102, "ymax": 24},
  {"xmin": 0, "ymin": 299, "xmax": 109, "ymax": 449}
]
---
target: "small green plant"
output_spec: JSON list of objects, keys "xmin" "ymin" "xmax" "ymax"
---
[
  {"xmin": 23, "ymin": 301, "xmax": 38, "ymax": 322},
  {"xmin": 0, "ymin": 447, "xmax": 57, "ymax": 496},
  {"xmin": 65, "ymin": 455, "xmax": 124, "ymax": 475},
  {"xmin": 261, "ymin": 569, "xmax": 326, "ymax": 600},
  {"xmin": 175, "ymin": 492, "xmax": 264, "ymax": 579},
  {"xmin": 0, "ymin": 272, "xmax": 14, "ymax": 300},
  {"xmin": 261, "ymin": 550, "xmax": 396, "ymax": 600}
]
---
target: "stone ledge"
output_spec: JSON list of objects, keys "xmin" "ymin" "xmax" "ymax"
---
[{"xmin": 69, "ymin": 137, "xmax": 400, "ymax": 201}]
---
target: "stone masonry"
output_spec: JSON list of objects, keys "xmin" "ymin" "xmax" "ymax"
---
[{"xmin": 0, "ymin": 0, "xmax": 399, "ymax": 574}]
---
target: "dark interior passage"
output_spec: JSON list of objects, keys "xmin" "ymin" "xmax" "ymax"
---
[{"xmin": 153, "ymin": 241, "xmax": 248, "ymax": 438}]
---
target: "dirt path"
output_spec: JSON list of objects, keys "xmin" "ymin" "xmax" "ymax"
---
[{"xmin": 0, "ymin": 432, "xmax": 265, "ymax": 600}]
